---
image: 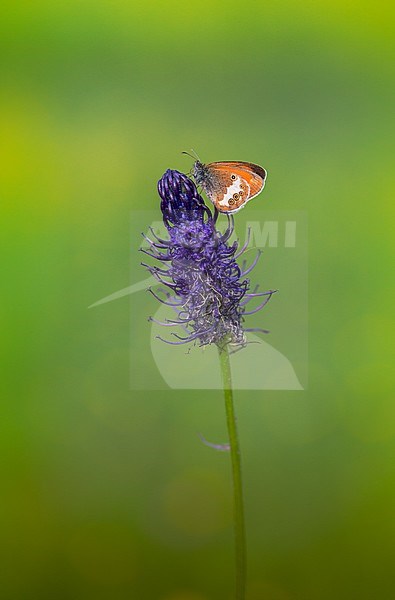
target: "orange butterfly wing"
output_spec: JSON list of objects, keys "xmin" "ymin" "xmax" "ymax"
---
[{"xmin": 205, "ymin": 162, "xmax": 267, "ymax": 213}]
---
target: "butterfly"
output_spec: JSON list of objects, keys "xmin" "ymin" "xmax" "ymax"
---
[{"xmin": 184, "ymin": 152, "xmax": 267, "ymax": 214}]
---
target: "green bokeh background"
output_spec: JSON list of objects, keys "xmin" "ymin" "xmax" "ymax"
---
[{"xmin": 1, "ymin": 1, "xmax": 394, "ymax": 599}]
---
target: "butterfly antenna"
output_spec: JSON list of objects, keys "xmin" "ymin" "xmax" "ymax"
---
[{"xmin": 182, "ymin": 148, "xmax": 201, "ymax": 162}]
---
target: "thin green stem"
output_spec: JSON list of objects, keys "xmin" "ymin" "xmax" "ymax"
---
[{"xmin": 218, "ymin": 344, "xmax": 246, "ymax": 600}]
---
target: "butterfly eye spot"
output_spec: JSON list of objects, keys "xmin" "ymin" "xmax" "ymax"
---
[
  {"xmin": 233, "ymin": 193, "xmax": 239, "ymax": 200},
  {"xmin": 228, "ymin": 198, "xmax": 235, "ymax": 206},
  {"xmin": 231, "ymin": 174, "xmax": 236, "ymax": 180}
]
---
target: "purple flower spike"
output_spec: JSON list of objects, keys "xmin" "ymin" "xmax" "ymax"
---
[{"xmin": 143, "ymin": 169, "xmax": 275, "ymax": 348}]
